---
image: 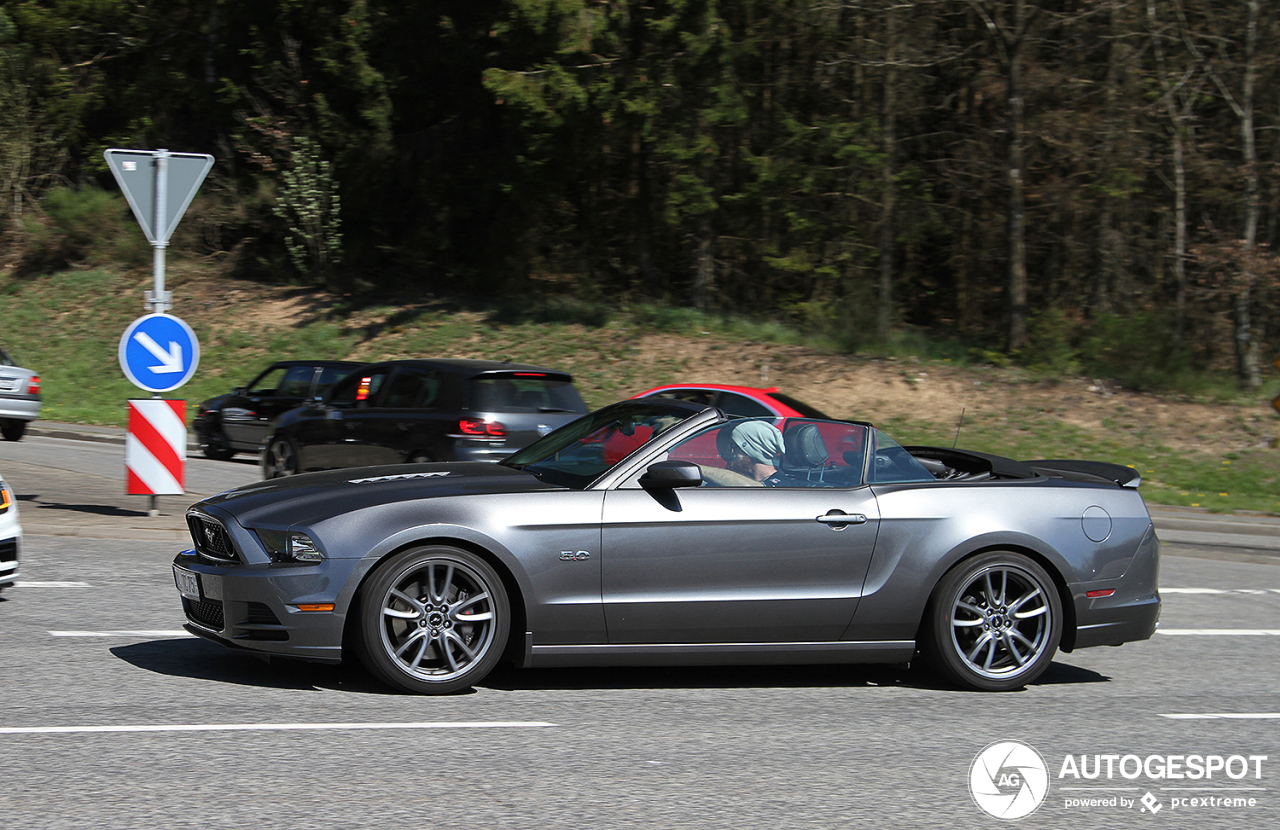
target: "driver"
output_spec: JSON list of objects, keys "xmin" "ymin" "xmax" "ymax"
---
[{"xmin": 722, "ymin": 420, "xmax": 786, "ymax": 484}]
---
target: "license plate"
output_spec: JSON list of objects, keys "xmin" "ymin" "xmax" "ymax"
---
[{"xmin": 173, "ymin": 565, "xmax": 201, "ymax": 600}]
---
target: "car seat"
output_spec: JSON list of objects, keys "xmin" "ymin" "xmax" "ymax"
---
[{"xmin": 783, "ymin": 423, "xmax": 829, "ymax": 482}]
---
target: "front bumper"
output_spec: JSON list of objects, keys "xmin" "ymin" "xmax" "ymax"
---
[
  {"xmin": 0, "ymin": 500, "xmax": 19, "ymax": 587},
  {"xmin": 173, "ymin": 549, "xmax": 374, "ymax": 663},
  {"xmin": 0, "ymin": 537, "xmax": 18, "ymax": 587}
]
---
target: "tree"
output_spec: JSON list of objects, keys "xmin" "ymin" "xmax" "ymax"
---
[
  {"xmin": 965, "ymin": 0, "xmax": 1035, "ymax": 353},
  {"xmin": 1146, "ymin": 0, "xmax": 1207, "ymax": 343}
]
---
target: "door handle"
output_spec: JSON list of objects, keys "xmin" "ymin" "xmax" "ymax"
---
[{"xmin": 815, "ymin": 511, "xmax": 867, "ymax": 527}]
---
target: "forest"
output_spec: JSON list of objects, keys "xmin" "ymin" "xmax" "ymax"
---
[{"xmin": 0, "ymin": 1, "xmax": 1277, "ymax": 389}]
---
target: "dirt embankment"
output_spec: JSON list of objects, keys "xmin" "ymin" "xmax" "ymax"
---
[{"xmin": 181, "ymin": 272, "xmax": 1279, "ymax": 457}]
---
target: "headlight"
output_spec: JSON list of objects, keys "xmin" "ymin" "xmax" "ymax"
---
[
  {"xmin": 255, "ymin": 529, "xmax": 325, "ymax": 563},
  {"xmin": 0, "ymin": 483, "xmax": 12, "ymax": 514}
]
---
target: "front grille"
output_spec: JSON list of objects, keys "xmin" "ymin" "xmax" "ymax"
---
[
  {"xmin": 0, "ymin": 538, "xmax": 16, "ymax": 563},
  {"xmin": 187, "ymin": 512, "xmax": 237, "ymax": 562},
  {"xmin": 184, "ymin": 596, "xmax": 224, "ymax": 630}
]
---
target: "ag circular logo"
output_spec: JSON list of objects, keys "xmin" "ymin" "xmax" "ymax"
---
[{"xmin": 969, "ymin": 740, "xmax": 1050, "ymax": 820}]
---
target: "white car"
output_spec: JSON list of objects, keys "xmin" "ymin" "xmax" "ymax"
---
[
  {"xmin": 0, "ymin": 345, "xmax": 41, "ymax": 442},
  {"xmin": 0, "ymin": 472, "xmax": 18, "ymax": 592}
]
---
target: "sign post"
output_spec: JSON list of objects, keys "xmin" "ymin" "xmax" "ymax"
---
[
  {"xmin": 118, "ymin": 314, "xmax": 200, "ymax": 513},
  {"xmin": 106, "ymin": 148, "xmax": 212, "ymax": 514},
  {"xmin": 104, "ymin": 148, "xmax": 214, "ymax": 313},
  {"xmin": 1273, "ymin": 357, "xmax": 1280, "ymax": 417}
]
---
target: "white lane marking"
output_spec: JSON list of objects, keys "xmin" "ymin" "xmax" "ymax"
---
[
  {"xmin": 1162, "ymin": 588, "xmax": 1280, "ymax": 594},
  {"xmin": 0, "ymin": 722, "xmax": 556, "ymax": 735},
  {"xmin": 50, "ymin": 630, "xmax": 193, "ymax": 638},
  {"xmin": 14, "ymin": 582, "xmax": 91, "ymax": 588},
  {"xmin": 1161, "ymin": 714, "xmax": 1280, "ymax": 720},
  {"xmin": 1157, "ymin": 629, "xmax": 1280, "ymax": 636}
]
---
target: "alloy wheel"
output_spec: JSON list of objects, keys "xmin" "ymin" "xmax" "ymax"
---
[
  {"xmin": 361, "ymin": 548, "xmax": 509, "ymax": 692},
  {"xmin": 266, "ymin": 438, "xmax": 297, "ymax": 477},
  {"xmin": 925, "ymin": 551, "xmax": 1062, "ymax": 691},
  {"xmin": 949, "ymin": 564, "xmax": 1053, "ymax": 680}
]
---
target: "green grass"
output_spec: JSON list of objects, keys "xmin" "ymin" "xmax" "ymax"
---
[
  {"xmin": 875, "ymin": 406, "xmax": 1280, "ymax": 515},
  {"xmin": 4, "ymin": 265, "xmax": 1278, "ymax": 514}
]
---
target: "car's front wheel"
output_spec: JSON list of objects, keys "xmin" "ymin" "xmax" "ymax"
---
[
  {"xmin": 355, "ymin": 546, "xmax": 510, "ymax": 695},
  {"xmin": 922, "ymin": 551, "xmax": 1062, "ymax": 691},
  {"xmin": 263, "ymin": 436, "xmax": 300, "ymax": 478},
  {"xmin": 200, "ymin": 426, "xmax": 235, "ymax": 461}
]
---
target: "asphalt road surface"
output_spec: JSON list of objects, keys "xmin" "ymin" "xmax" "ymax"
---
[{"xmin": 2, "ymin": 430, "xmax": 1279, "ymax": 829}]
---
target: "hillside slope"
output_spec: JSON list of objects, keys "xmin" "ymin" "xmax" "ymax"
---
[{"xmin": 3, "ymin": 266, "xmax": 1278, "ymax": 513}]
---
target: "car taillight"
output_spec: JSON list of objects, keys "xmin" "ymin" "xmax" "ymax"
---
[
  {"xmin": 355, "ymin": 376, "xmax": 373, "ymax": 401},
  {"xmin": 458, "ymin": 417, "xmax": 506, "ymax": 438},
  {"xmin": 27, "ymin": 375, "xmax": 40, "ymax": 395}
]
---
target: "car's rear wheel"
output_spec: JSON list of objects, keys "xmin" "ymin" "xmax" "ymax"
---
[
  {"xmin": 263, "ymin": 436, "xmax": 299, "ymax": 478},
  {"xmin": 1, "ymin": 420, "xmax": 26, "ymax": 441},
  {"xmin": 923, "ymin": 551, "xmax": 1062, "ymax": 691},
  {"xmin": 355, "ymin": 546, "xmax": 509, "ymax": 695}
]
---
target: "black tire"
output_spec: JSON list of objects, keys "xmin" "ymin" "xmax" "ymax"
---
[
  {"xmin": 922, "ymin": 551, "xmax": 1062, "ymax": 691},
  {"xmin": 1, "ymin": 420, "xmax": 26, "ymax": 441},
  {"xmin": 200, "ymin": 428, "xmax": 236, "ymax": 461},
  {"xmin": 263, "ymin": 436, "xmax": 300, "ymax": 478},
  {"xmin": 355, "ymin": 546, "xmax": 509, "ymax": 695}
]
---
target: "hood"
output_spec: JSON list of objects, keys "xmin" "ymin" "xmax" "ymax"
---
[{"xmin": 196, "ymin": 461, "xmax": 562, "ymax": 527}]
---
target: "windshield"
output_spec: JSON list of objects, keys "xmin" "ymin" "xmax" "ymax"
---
[
  {"xmin": 868, "ymin": 428, "xmax": 936, "ymax": 483},
  {"xmin": 500, "ymin": 400, "xmax": 703, "ymax": 488}
]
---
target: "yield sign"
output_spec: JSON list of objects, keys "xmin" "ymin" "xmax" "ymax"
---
[
  {"xmin": 104, "ymin": 149, "xmax": 214, "ymax": 244},
  {"xmin": 118, "ymin": 314, "xmax": 201, "ymax": 393}
]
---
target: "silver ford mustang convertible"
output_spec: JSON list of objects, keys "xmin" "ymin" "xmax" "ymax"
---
[{"xmin": 173, "ymin": 398, "xmax": 1160, "ymax": 694}]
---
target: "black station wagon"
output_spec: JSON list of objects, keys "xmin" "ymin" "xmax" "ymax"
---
[
  {"xmin": 260, "ymin": 359, "xmax": 587, "ymax": 478},
  {"xmin": 195, "ymin": 360, "xmax": 363, "ymax": 460}
]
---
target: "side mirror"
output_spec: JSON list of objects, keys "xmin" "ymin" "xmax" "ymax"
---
[
  {"xmin": 233, "ymin": 386, "xmax": 247, "ymax": 395},
  {"xmin": 639, "ymin": 460, "xmax": 703, "ymax": 489}
]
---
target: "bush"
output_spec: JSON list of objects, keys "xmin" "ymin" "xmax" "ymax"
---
[
  {"xmin": 1079, "ymin": 311, "xmax": 1197, "ymax": 391},
  {"xmin": 1018, "ymin": 307, "xmax": 1082, "ymax": 375},
  {"xmin": 20, "ymin": 187, "xmax": 149, "ymax": 272}
]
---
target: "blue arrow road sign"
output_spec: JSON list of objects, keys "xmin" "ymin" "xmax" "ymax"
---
[{"xmin": 118, "ymin": 314, "xmax": 200, "ymax": 393}]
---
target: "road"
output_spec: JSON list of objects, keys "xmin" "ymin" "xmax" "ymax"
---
[{"xmin": 2, "ymin": 430, "xmax": 1280, "ymax": 828}]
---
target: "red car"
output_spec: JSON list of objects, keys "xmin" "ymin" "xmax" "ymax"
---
[{"xmin": 632, "ymin": 383, "xmax": 832, "ymax": 420}]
